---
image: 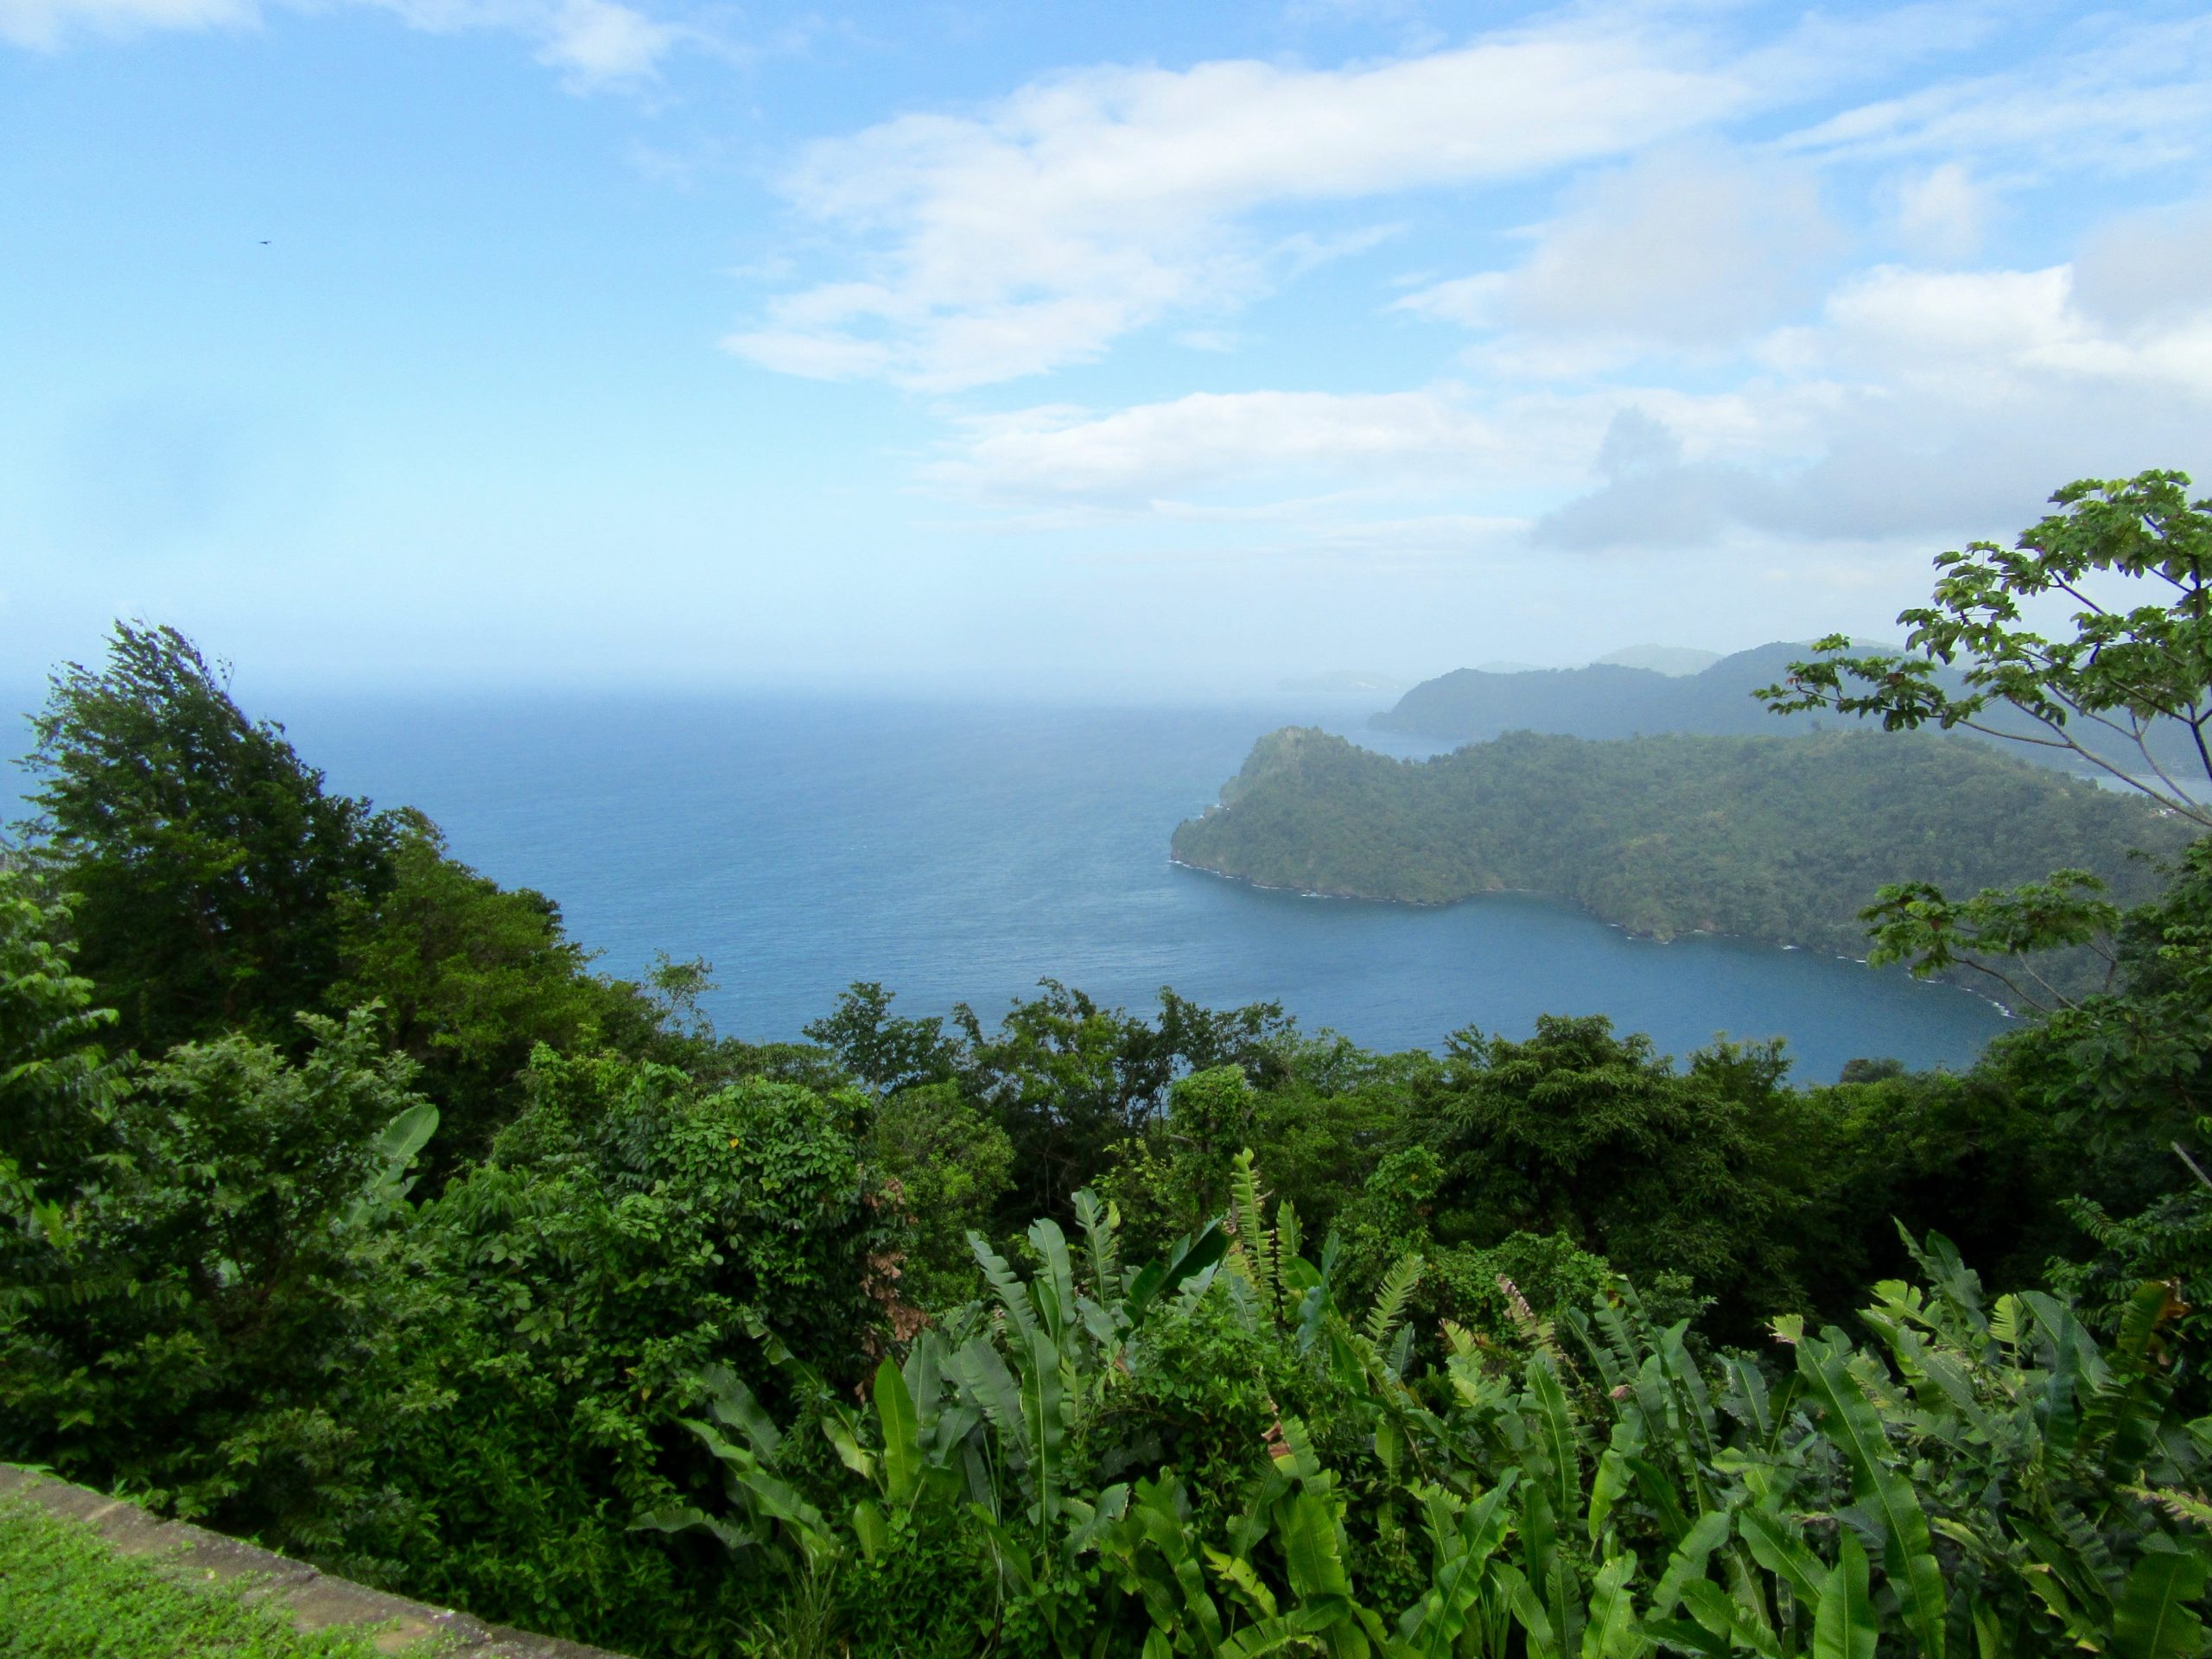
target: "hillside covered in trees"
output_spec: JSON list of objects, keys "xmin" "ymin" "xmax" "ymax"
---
[
  {"xmin": 7, "ymin": 475, "xmax": 2212, "ymax": 1656},
  {"xmin": 1372, "ymin": 644, "xmax": 1843, "ymax": 744},
  {"xmin": 1373, "ymin": 641, "xmax": 2207, "ymax": 783},
  {"xmin": 1173, "ymin": 725, "xmax": 2190, "ymax": 967}
]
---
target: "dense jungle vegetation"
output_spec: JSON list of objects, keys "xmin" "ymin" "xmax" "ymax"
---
[
  {"xmin": 5, "ymin": 471, "xmax": 2212, "ymax": 1657},
  {"xmin": 1169, "ymin": 725, "xmax": 2190, "ymax": 974}
]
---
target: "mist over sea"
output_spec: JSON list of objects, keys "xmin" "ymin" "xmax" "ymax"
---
[{"xmin": 43, "ymin": 693, "xmax": 2014, "ymax": 1083}]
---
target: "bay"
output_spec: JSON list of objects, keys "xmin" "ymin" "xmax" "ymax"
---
[{"xmin": 262, "ymin": 693, "xmax": 2012, "ymax": 1086}]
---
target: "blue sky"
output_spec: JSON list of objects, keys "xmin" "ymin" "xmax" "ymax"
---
[{"xmin": 5, "ymin": 0, "xmax": 2211, "ymax": 696}]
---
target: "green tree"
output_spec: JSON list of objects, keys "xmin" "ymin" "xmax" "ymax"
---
[
  {"xmin": 867, "ymin": 1078, "xmax": 1014, "ymax": 1310},
  {"xmin": 804, "ymin": 982, "xmax": 957, "ymax": 1096},
  {"xmin": 946, "ymin": 982, "xmax": 1293, "ymax": 1227},
  {"xmin": 1760, "ymin": 470, "xmax": 2212, "ymax": 1006},
  {"xmin": 18, "ymin": 624, "xmax": 399, "ymax": 1052},
  {"xmin": 0, "ymin": 1008, "xmax": 433, "ymax": 1541},
  {"xmin": 1418, "ymin": 1016, "xmax": 1800, "ymax": 1336},
  {"xmin": 338, "ymin": 1048, "xmax": 899, "ymax": 1651},
  {"xmin": 1763, "ymin": 468, "xmax": 2212, "ymax": 817},
  {"xmin": 1770, "ymin": 1064, "xmax": 2068, "ymax": 1324},
  {"xmin": 331, "ymin": 812, "xmax": 644, "ymax": 1171},
  {"xmin": 0, "ymin": 866, "xmax": 124, "ymax": 1220}
]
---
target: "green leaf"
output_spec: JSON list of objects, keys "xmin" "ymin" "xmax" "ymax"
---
[
  {"xmin": 820, "ymin": 1407, "xmax": 874, "ymax": 1482},
  {"xmin": 1529, "ymin": 1357, "xmax": 1584, "ymax": 1559},
  {"xmin": 1679, "ymin": 1580, "xmax": 1780, "ymax": 1659},
  {"xmin": 850, "ymin": 1499, "xmax": 889, "ymax": 1563},
  {"xmin": 628, "ymin": 1503, "xmax": 750, "ymax": 1553},
  {"xmin": 1072, "ymin": 1186, "xmax": 1122, "ymax": 1308},
  {"xmin": 1277, "ymin": 1489, "xmax": 1354, "ymax": 1605},
  {"xmin": 1205, "ymin": 1545, "xmax": 1281, "ymax": 1620},
  {"xmin": 1127, "ymin": 1222, "xmax": 1229, "ymax": 1323},
  {"xmin": 372, "ymin": 1101, "xmax": 438, "ymax": 1166},
  {"xmin": 874, "ymin": 1355, "xmax": 923, "ymax": 1509},
  {"xmin": 1022, "ymin": 1325, "xmax": 1065, "ymax": 1527},
  {"xmin": 1647, "ymin": 1511, "xmax": 1730, "ymax": 1622},
  {"xmin": 1814, "ymin": 1530, "xmax": 1878, "ymax": 1659},
  {"xmin": 1518, "ymin": 1463, "xmax": 1583, "ymax": 1657},
  {"xmin": 694, "ymin": 1363, "xmax": 783, "ymax": 1461},
  {"xmin": 970, "ymin": 1230, "xmax": 1042, "ymax": 1346},
  {"xmin": 2113, "ymin": 1538, "xmax": 2211, "ymax": 1659},
  {"xmin": 1797, "ymin": 1337, "xmax": 1946, "ymax": 1658},
  {"xmin": 1230, "ymin": 1149, "xmax": 1277, "ymax": 1313},
  {"xmin": 1738, "ymin": 1510, "xmax": 1823, "ymax": 1610},
  {"xmin": 1027, "ymin": 1217, "xmax": 1077, "ymax": 1351},
  {"xmin": 1132, "ymin": 1478, "xmax": 1225, "ymax": 1653},
  {"xmin": 1396, "ymin": 1478, "xmax": 1516, "ymax": 1656},
  {"xmin": 1499, "ymin": 1560, "xmax": 1561, "ymax": 1656},
  {"xmin": 952, "ymin": 1335, "xmax": 1029, "ymax": 1462},
  {"xmin": 1583, "ymin": 1554, "xmax": 1646, "ymax": 1658}
]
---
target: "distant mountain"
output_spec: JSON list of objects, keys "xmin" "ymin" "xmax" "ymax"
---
[
  {"xmin": 1372, "ymin": 643, "xmax": 1835, "ymax": 744},
  {"xmin": 1370, "ymin": 641, "xmax": 2198, "ymax": 782},
  {"xmin": 1276, "ymin": 670, "xmax": 1406, "ymax": 696},
  {"xmin": 1592, "ymin": 644, "xmax": 1723, "ymax": 677}
]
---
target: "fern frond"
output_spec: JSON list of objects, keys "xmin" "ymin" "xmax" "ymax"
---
[
  {"xmin": 1364, "ymin": 1251, "xmax": 1424, "ymax": 1346},
  {"xmin": 1275, "ymin": 1199, "xmax": 1302, "ymax": 1279},
  {"xmin": 1227, "ymin": 1149, "xmax": 1274, "ymax": 1312}
]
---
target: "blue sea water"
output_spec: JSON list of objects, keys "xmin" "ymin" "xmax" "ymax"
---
[{"xmin": 256, "ymin": 693, "xmax": 2012, "ymax": 1086}]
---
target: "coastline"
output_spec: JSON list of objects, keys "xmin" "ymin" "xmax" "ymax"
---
[{"xmin": 1166, "ymin": 853, "xmax": 2018, "ymax": 1021}]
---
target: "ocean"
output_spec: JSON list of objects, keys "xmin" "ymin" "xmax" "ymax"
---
[{"xmin": 254, "ymin": 692, "xmax": 2012, "ymax": 1086}]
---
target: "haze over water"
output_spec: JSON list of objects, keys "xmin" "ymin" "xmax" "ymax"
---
[{"xmin": 280, "ymin": 696, "xmax": 2011, "ymax": 1084}]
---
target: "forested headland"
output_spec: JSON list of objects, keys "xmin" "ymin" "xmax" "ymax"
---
[
  {"xmin": 1171, "ymin": 724, "xmax": 2190, "ymax": 977},
  {"xmin": 7, "ymin": 473, "xmax": 2212, "ymax": 1656}
]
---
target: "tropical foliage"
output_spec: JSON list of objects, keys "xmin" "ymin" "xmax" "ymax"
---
[{"xmin": 6, "ymin": 472, "xmax": 2212, "ymax": 1655}]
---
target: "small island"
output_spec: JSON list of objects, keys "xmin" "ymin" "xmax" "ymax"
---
[{"xmin": 1172, "ymin": 725, "xmax": 2192, "ymax": 965}]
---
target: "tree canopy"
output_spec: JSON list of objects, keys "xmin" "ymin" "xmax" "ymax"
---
[{"xmin": 19, "ymin": 624, "xmax": 399, "ymax": 1053}]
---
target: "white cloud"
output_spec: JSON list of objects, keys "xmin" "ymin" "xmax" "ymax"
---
[
  {"xmin": 1390, "ymin": 272, "xmax": 1505, "ymax": 329},
  {"xmin": 724, "ymin": 16, "xmax": 1812, "ymax": 390},
  {"xmin": 534, "ymin": 0, "xmax": 680, "ymax": 87},
  {"xmin": 1813, "ymin": 263, "xmax": 2212, "ymax": 402},
  {"xmin": 0, "ymin": 0, "xmax": 247, "ymax": 47},
  {"xmin": 1537, "ymin": 252, "xmax": 2212, "ymax": 551},
  {"xmin": 931, "ymin": 227, "xmax": 2212, "ymax": 559},
  {"xmin": 2073, "ymin": 200, "xmax": 2212, "ymax": 330},
  {"xmin": 1894, "ymin": 162, "xmax": 1984, "ymax": 260},
  {"xmin": 1395, "ymin": 145, "xmax": 1840, "ymax": 362},
  {"xmin": 1821, "ymin": 264, "xmax": 2076, "ymax": 370},
  {"xmin": 1785, "ymin": 13, "xmax": 2212, "ymax": 173},
  {"xmin": 927, "ymin": 391, "xmax": 1520, "ymax": 502},
  {"xmin": 2, "ymin": 0, "xmax": 684, "ymax": 85},
  {"xmin": 925, "ymin": 379, "xmax": 1821, "ymax": 514}
]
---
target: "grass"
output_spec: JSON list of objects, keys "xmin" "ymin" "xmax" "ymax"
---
[{"xmin": 0, "ymin": 1493, "xmax": 443, "ymax": 1658}]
